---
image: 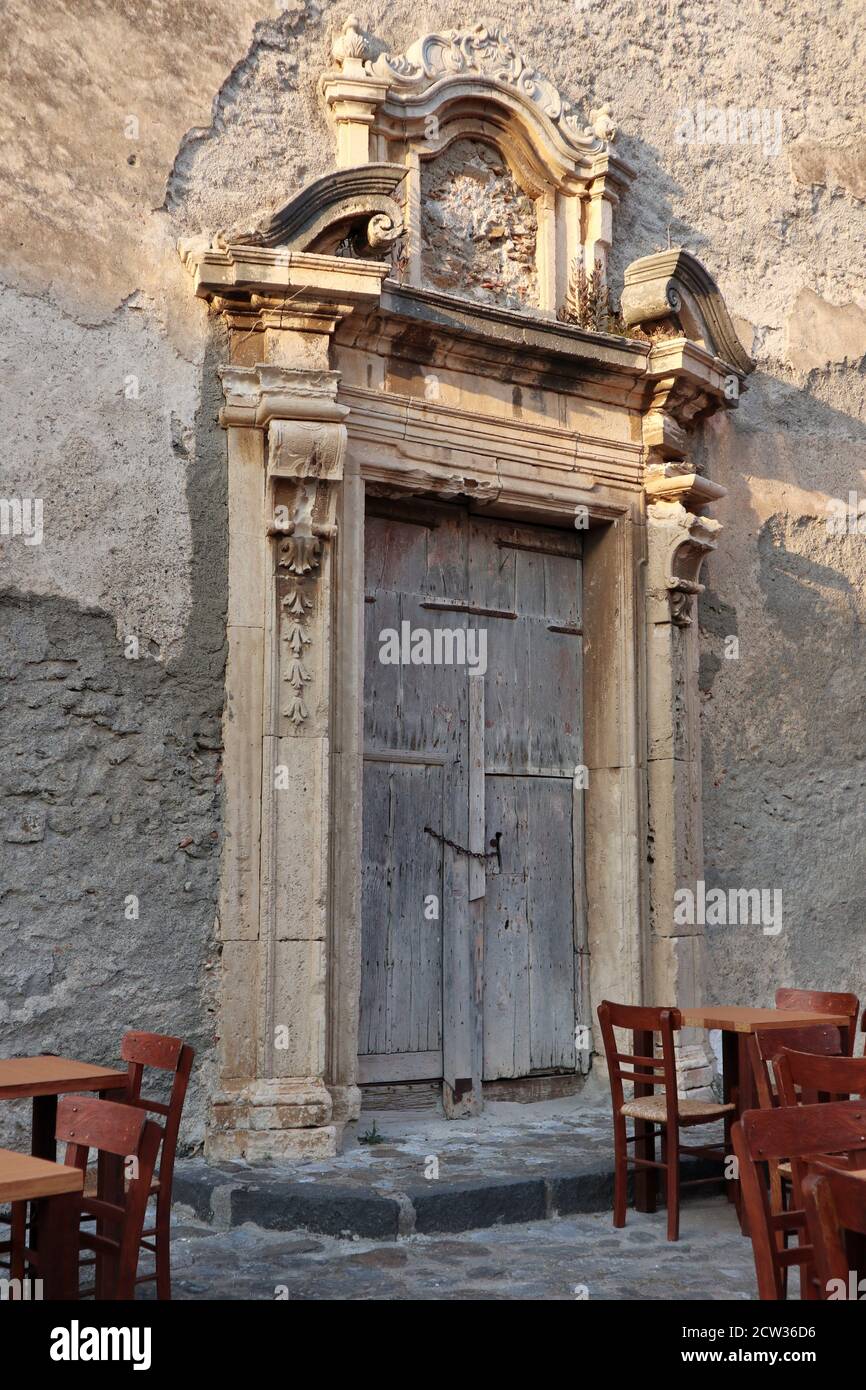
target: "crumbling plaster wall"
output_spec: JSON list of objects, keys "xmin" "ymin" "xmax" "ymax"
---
[{"xmin": 1, "ymin": 0, "xmax": 864, "ymax": 1144}]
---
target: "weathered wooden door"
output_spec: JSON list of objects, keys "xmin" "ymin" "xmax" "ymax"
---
[{"xmin": 360, "ymin": 500, "xmax": 584, "ymax": 1094}]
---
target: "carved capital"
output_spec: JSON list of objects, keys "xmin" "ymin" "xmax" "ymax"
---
[{"xmin": 647, "ymin": 499, "xmax": 721, "ymax": 627}]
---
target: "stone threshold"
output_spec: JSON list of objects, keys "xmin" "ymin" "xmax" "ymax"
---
[{"xmin": 174, "ymin": 1100, "xmax": 725, "ymax": 1240}]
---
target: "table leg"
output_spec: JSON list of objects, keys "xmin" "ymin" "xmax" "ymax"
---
[
  {"xmin": 28, "ymin": 1093, "xmax": 59, "ymax": 1255},
  {"xmin": 731, "ymin": 1034, "xmax": 755, "ymax": 1235},
  {"xmin": 721, "ymin": 1030, "xmax": 739, "ymax": 1208},
  {"xmin": 31, "ymin": 1094, "xmax": 58, "ymax": 1160},
  {"xmin": 632, "ymin": 1028, "xmax": 657, "ymax": 1213},
  {"xmin": 38, "ymin": 1192, "xmax": 80, "ymax": 1301}
]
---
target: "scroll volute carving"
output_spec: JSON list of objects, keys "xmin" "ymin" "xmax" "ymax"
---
[{"xmin": 647, "ymin": 499, "xmax": 720, "ymax": 629}]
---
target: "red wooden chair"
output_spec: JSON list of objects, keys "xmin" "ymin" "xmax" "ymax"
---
[
  {"xmin": 774, "ymin": 1047, "xmax": 866, "ymax": 1108},
  {"xmin": 748, "ymin": 1025, "xmax": 842, "ymax": 1111},
  {"xmin": 18, "ymin": 1096, "xmax": 162, "ymax": 1299},
  {"xmin": 803, "ymin": 1162, "xmax": 866, "ymax": 1299},
  {"xmin": 775, "ymin": 988, "xmax": 859, "ymax": 1055},
  {"xmin": 732, "ymin": 1100, "xmax": 866, "ymax": 1300},
  {"xmin": 94, "ymin": 1031, "xmax": 194, "ymax": 1299},
  {"xmin": 597, "ymin": 1001, "xmax": 734, "ymax": 1241}
]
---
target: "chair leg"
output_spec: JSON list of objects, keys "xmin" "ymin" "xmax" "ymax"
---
[
  {"xmin": 663, "ymin": 1127, "xmax": 680, "ymax": 1242},
  {"xmin": 10, "ymin": 1203, "xmax": 26, "ymax": 1281},
  {"xmin": 612, "ymin": 1116, "xmax": 628, "ymax": 1227},
  {"xmin": 154, "ymin": 1198, "xmax": 172, "ymax": 1300}
]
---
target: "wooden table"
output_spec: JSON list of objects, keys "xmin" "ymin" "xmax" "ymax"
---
[
  {"xmin": 0, "ymin": 1148, "xmax": 83, "ymax": 1298},
  {"xmin": 681, "ymin": 1005, "xmax": 852, "ymax": 1120},
  {"xmin": 0, "ymin": 1056, "xmax": 128, "ymax": 1161},
  {"xmin": 675, "ymin": 1007, "xmax": 850, "ymax": 1230},
  {"xmin": 0, "ymin": 1056, "xmax": 128, "ymax": 1291}
]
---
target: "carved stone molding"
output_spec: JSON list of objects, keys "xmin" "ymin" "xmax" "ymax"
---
[
  {"xmin": 215, "ymin": 163, "xmax": 406, "ymax": 259},
  {"xmin": 358, "ymin": 25, "xmax": 607, "ymax": 154},
  {"xmin": 218, "ymin": 364, "xmax": 349, "ymax": 440},
  {"xmin": 180, "ymin": 245, "xmax": 389, "ymax": 330}
]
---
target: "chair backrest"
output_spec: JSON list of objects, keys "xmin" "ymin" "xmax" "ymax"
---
[
  {"xmin": 774, "ymin": 1047, "xmax": 866, "ymax": 1108},
  {"xmin": 56, "ymin": 1096, "xmax": 163, "ymax": 1300},
  {"xmin": 803, "ymin": 1164, "xmax": 866, "ymax": 1298},
  {"xmin": 596, "ymin": 1001, "xmax": 681, "ymax": 1122},
  {"xmin": 775, "ymin": 989, "xmax": 859, "ymax": 1055},
  {"xmin": 119, "ymin": 1031, "xmax": 194, "ymax": 1186},
  {"xmin": 748, "ymin": 1025, "xmax": 842, "ymax": 1110},
  {"xmin": 732, "ymin": 1101, "xmax": 866, "ymax": 1300}
]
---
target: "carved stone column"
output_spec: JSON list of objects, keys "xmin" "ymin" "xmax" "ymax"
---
[
  {"xmin": 645, "ymin": 501, "xmax": 718, "ymax": 1008},
  {"xmin": 210, "ymin": 364, "xmax": 351, "ymax": 1159},
  {"xmin": 639, "ymin": 360, "xmax": 727, "ymax": 1094}
]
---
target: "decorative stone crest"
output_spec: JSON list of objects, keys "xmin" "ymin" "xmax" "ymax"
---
[{"xmin": 356, "ymin": 24, "xmax": 608, "ymax": 152}]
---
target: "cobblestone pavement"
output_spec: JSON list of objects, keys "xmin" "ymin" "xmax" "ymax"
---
[{"xmin": 162, "ymin": 1195, "xmax": 756, "ymax": 1301}]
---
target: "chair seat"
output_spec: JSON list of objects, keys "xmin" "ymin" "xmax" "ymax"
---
[{"xmin": 621, "ymin": 1095, "xmax": 736, "ymax": 1125}]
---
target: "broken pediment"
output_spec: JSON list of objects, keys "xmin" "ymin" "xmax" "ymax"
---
[
  {"xmin": 321, "ymin": 18, "xmax": 634, "ymax": 315},
  {"xmin": 620, "ymin": 248, "xmax": 755, "ymax": 378},
  {"xmin": 214, "ymin": 163, "xmax": 406, "ymax": 259}
]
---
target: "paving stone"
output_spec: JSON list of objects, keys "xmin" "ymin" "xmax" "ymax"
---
[{"xmin": 152, "ymin": 1194, "xmax": 755, "ymax": 1301}]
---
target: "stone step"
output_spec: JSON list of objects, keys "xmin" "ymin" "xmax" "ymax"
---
[{"xmin": 174, "ymin": 1154, "xmax": 724, "ymax": 1241}]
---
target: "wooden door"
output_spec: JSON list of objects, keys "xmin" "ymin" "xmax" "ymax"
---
[
  {"xmin": 360, "ymin": 501, "xmax": 584, "ymax": 1090},
  {"xmin": 468, "ymin": 516, "xmax": 583, "ymax": 1078},
  {"xmin": 359, "ymin": 501, "xmax": 470, "ymax": 1085}
]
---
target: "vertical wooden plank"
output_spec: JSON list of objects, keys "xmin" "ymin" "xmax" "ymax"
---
[
  {"xmin": 468, "ymin": 674, "xmax": 485, "ymax": 902},
  {"xmin": 359, "ymin": 760, "xmax": 444, "ymax": 1062},
  {"xmin": 362, "ymin": 501, "xmax": 470, "ymax": 1091},
  {"xmin": 482, "ymin": 775, "xmax": 531, "ymax": 1078},
  {"xmin": 471, "ymin": 513, "xmax": 583, "ymax": 1081},
  {"xmin": 525, "ymin": 778, "xmax": 576, "ymax": 1071}
]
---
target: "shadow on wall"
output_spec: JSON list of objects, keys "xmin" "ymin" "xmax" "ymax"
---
[{"xmin": 0, "ymin": 323, "xmax": 230, "ymax": 1155}]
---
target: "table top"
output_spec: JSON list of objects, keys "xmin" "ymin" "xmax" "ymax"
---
[
  {"xmin": 0, "ymin": 1147, "xmax": 84, "ymax": 1202},
  {"xmin": 0, "ymin": 1055, "xmax": 127, "ymax": 1100},
  {"xmin": 681, "ymin": 1005, "xmax": 850, "ymax": 1034}
]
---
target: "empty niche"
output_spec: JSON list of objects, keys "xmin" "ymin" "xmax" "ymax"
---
[{"xmin": 420, "ymin": 138, "xmax": 538, "ymax": 311}]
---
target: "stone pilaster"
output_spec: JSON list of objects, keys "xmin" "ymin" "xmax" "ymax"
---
[{"xmin": 209, "ymin": 362, "xmax": 350, "ymax": 1160}]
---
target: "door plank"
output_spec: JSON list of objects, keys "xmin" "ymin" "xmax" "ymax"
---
[
  {"xmin": 482, "ymin": 776, "xmax": 576, "ymax": 1077},
  {"xmin": 359, "ymin": 760, "xmax": 444, "ymax": 1059}
]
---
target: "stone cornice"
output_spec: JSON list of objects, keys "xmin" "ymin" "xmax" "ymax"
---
[
  {"xmin": 179, "ymin": 244, "xmax": 390, "ymax": 323},
  {"xmin": 341, "ymin": 383, "xmax": 644, "ymax": 488}
]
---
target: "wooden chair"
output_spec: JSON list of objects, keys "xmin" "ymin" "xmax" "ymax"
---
[
  {"xmin": 775, "ymin": 988, "xmax": 859, "ymax": 1055},
  {"xmin": 774, "ymin": 1047, "xmax": 866, "ymax": 1108},
  {"xmin": 748, "ymin": 1025, "xmax": 842, "ymax": 1111},
  {"xmin": 19, "ymin": 1096, "xmax": 162, "ymax": 1299},
  {"xmin": 597, "ymin": 1000, "xmax": 734, "ymax": 1241},
  {"xmin": 803, "ymin": 1163, "xmax": 866, "ymax": 1299},
  {"xmin": 732, "ymin": 1100, "xmax": 866, "ymax": 1300},
  {"xmin": 93, "ymin": 1031, "xmax": 194, "ymax": 1300}
]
